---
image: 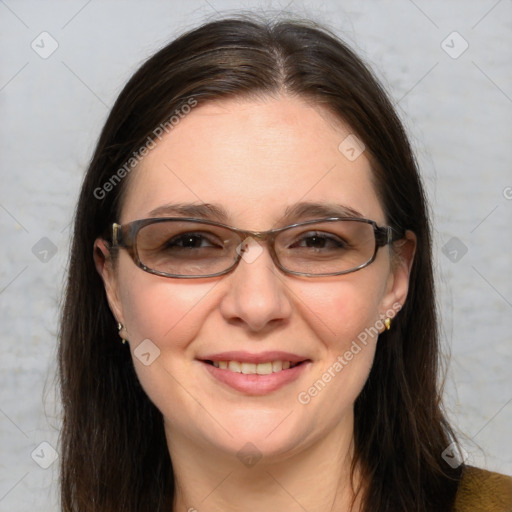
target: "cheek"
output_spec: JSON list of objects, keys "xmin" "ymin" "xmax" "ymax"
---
[
  {"xmin": 116, "ymin": 257, "xmax": 218, "ymax": 351},
  {"xmin": 116, "ymin": 265, "xmax": 220, "ymax": 426},
  {"xmin": 295, "ymin": 270, "xmax": 387, "ymax": 345},
  {"xmin": 291, "ymin": 273, "xmax": 387, "ymax": 412}
]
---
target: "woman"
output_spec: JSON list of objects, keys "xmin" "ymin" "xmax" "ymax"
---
[{"xmin": 58, "ymin": 16, "xmax": 512, "ymax": 511}]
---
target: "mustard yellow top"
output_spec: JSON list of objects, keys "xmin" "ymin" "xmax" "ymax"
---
[{"xmin": 453, "ymin": 466, "xmax": 512, "ymax": 511}]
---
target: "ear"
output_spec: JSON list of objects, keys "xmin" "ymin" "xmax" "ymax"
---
[
  {"xmin": 380, "ymin": 230, "xmax": 417, "ymax": 316},
  {"xmin": 93, "ymin": 238, "xmax": 126, "ymax": 335}
]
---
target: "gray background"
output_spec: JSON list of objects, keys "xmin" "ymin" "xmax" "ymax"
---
[{"xmin": 0, "ymin": 0, "xmax": 511, "ymax": 510}]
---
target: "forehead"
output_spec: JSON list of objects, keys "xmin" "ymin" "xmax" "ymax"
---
[{"xmin": 120, "ymin": 95, "xmax": 384, "ymax": 227}]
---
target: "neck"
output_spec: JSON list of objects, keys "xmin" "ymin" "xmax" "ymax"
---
[{"xmin": 167, "ymin": 412, "xmax": 363, "ymax": 512}]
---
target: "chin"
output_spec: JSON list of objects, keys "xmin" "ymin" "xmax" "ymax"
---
[{"xmin": 211, "ymin": 408, "xmax": 317, "ymax": 461}]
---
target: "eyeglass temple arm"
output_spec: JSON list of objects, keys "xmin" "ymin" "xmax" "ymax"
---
[
  {"xmin": 111, "ymin": 223, "xmax": 131, "ymax": 249},
  {"xmin": 112, "ymin": 223, "xmax": 121, "ymax": 246},
  {"xmin": 376, "ymin": 225, "xmax": 406, "ymax": 246}
]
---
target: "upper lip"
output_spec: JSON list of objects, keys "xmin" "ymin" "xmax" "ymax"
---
[{"xmin": 198, "ymin": 351, "xmax": 309, "ymax": 364}]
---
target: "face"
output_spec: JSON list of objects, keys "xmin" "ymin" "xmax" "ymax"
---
[{"xmin": 95, "ymin": 95, "xmax": 414, "ymax": 464}]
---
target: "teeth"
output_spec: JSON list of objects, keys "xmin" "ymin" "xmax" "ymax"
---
[
  {"xmin": 210, "ymin": 360, "xmax": 297, "ymax": 374},
  {"xmin": 256, "ymin": 362, "xmax": 273, "ymax": 375},
  {"xmin": 241, "ymin": 362, "xmax": 256, "ymax": 374},
  {"xmin": 228, "ymin": 361, "xmax": 241, "ymax": 372},
  {"xmin": 272, "ymin": 360, "xmax": 283, "ymax": 372}
]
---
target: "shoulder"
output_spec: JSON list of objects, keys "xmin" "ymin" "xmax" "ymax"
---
[{"xmin": 453, "ymin": 466, "xmax": 512, "ymax": 512}]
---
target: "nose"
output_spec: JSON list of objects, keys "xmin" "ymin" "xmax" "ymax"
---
[{"xmin": 219, "ymin": 238, "xmax": 293, "ymax": 332}]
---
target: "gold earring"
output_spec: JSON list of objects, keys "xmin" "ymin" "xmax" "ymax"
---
[
  {"xmin": 384, "ymin": 318, "xmax": 391, "ymax": 331},
  {"xmin": 118, "ymin": 322, "xmax": 127, "ymax": 344}
]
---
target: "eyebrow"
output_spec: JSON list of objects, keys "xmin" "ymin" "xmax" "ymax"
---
[
  {"xmin": 281, "ymin": 202, "xmax": 364, "ymax": 222},
  {"xmin": 147, "ymin": 202, "xmax": 229, "ymax": 222},
  {"xmin": 146, "ymin": 201, "xmax": 364, "ymax": 225}
]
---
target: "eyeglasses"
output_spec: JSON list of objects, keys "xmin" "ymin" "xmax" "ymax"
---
[{"xmin": 108, "ymin": 217, "xmax": 404, "ymax": 278}]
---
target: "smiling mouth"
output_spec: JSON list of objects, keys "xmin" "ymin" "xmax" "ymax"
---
[{"xmin": 203, "ymin": 360, "xmax": 307, "ymax": 375}]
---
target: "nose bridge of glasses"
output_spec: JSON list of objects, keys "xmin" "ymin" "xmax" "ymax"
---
[
  {"xmin": 231, "ymin": 226, "xmax": 278, "ymax": 249},
  {"xmin": 230, "ymin": 227, "xmax": 284, "ymax": 272}
]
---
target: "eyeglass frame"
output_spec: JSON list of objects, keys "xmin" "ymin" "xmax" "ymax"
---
[{"xmin": 106, "ymin": 216, "xmax": 405, "ymax": 279}]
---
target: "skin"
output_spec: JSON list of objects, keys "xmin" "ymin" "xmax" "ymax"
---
[{"xmin": 95, "ymin": 95, "xmax": 416, "ymax": 512}]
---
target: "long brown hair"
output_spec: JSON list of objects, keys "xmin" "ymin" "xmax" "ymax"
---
[{"xmin": 59, "ymin": 15, "xmax": 462, "ymax": 511}]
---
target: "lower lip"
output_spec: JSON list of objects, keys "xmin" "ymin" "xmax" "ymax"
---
[{"xmin": 200, "ymin": 361, "xmax": 310, "ymax": 395}]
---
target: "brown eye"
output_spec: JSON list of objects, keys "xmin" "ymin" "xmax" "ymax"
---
[
  {"xmin": 289, "ymin": 232, "xmax": 347, "ymax": 250},
  {"xmin": 168, "ymin": 233, "xmax": 213, "ymax": 248}
]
